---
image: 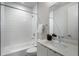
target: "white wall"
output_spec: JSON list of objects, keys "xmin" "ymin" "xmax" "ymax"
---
[
  {"xmin": 1, "ymin": 3, "xmax": 33, "ymax": 55},
  {"xmin": 37, "ymin": 2, "xmax": 49, "ymax": 39},
  {"xmin": 32, "ymin": 5, "xmax": 37, "ymax": 45},
  {"xmin": 37, "ymin": 2, "xmax": 49, "ymax": 25},
  {"xmin": 49, "ymin": 10, "xmax": 53, "ymax": 34},
  {"xmin": 32, "ymin": 5, "xmax": 37, "ymax": 36}
]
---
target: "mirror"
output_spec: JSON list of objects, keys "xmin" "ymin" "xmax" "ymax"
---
[{"xmin": 49, "ymin": 2, "xmax": 78, "ymax": 45}]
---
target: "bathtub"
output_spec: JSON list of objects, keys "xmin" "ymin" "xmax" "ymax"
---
[{"xmin": 1, "ymin": 41, "xmax": 35, "ymax": 56}]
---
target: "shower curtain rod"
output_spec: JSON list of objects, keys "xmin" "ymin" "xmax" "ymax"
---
[{"xmin": 0, "ymin": 4, "xmax": 37, "ymax": 15}]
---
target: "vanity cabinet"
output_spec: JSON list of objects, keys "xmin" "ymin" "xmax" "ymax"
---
[
  {"xmin": 37, "ymin": 43, "xmax": 48, "ymax": 56},
  {"xmin": 37, "ymin": 43, "xmax": 62, "ymax": 56}
]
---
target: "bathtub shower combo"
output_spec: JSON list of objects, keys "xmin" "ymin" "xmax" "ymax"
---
[{"xmin": 1, "ymin": 2, "xmax": 38, "ymax": 56}]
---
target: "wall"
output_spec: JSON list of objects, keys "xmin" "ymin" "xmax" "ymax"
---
[
  {"xmin": 32, "ymin": 4, "xmax": 37, "ymax": 45},
  {"xmin": 53, "ymin": 3, "xmax": 78, "ymax": 45},
  {"xmin": 49, "ymin": 10, "xmax": 53, "ymax": 34},
  {"xmin": 37, "ymin": 2, "xmax": 49, "ymax": 39},
  {"xmin": 37, "ymin": 2, "xmax": 49, "ymax": 25},
  {"xmin": 1, "ymin": 3, "xmax": 33, "ymax": 55}
]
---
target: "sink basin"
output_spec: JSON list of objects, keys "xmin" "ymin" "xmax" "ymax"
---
[
  {"xmin": 53, "ymin": 42, "xmax": 67, "ymax": 48},
  {"xmin": 52, "ymin": 40, "xmax": 67, "ymax": 48},
  {"xmin": 44, "ymin": 40, "xmax": 67, "ymax": 49}
]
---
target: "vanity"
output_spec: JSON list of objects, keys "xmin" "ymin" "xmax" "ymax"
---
[{"xmin": 37, "ymin": 39, "xmax": 78, "ymax": 56}]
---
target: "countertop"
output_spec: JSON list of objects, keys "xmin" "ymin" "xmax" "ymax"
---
[{"xmin": 37, "ymin": 39, "xmax": 78, "ymax": 56}]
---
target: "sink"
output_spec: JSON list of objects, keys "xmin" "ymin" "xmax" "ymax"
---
[
  {"xmin": 52, "ymin": 40, "xmax": 67, "ymax": 48},
  {"xmin": 53, "ymin": 42, "xmax": 67, "ymax": 48},
  {"xmin": 44, "ymin": 40, "xmax": 67, "ymax": 49}
]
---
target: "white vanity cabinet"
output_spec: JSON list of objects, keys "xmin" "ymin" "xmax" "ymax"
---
[
  {"xmin": 37, "ymin": 43, "xmax": 48, "ymax": 56},
  {"xmin": 37, "ymin": 43, "xmax": 63, "ymax": 56}
]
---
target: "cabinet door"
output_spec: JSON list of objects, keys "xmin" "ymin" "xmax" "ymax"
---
[
  {"xmin": 37, "ymin": 43, "xmax": 47, "ymax": 56},
  {"xmin": 47, "ymin": 49, "xmax": 62, "ymax": 56}
]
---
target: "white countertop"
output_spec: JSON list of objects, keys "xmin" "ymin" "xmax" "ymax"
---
[{"xmin": 37, "ymin": 39, "xmax": 78, "ymax": 56}]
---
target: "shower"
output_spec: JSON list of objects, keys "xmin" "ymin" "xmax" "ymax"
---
[{"xmin": 1, "ymin": 2, "xmax": 37, "ymax": 56}]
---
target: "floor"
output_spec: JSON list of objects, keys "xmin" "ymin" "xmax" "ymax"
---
[{"xmin": 5, "ymin": 49, "xmax": 37, "ymax": 56}]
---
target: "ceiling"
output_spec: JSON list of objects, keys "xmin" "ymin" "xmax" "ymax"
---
[
  {"xmin": 17, "ymin": 2, "xmax": 37, "ymax": 9},
  {"xmin": 17, "ymin": 2, "xmax": 56, "ymax": 9},
  {"xmin": 13, "ymin": 2, "xmax": 57, "ymax": 9}
]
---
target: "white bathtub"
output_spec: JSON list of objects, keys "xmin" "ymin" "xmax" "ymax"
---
[{"xmin": 1, "ymin": 41, "xmax": 34, "ymax": 56}]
